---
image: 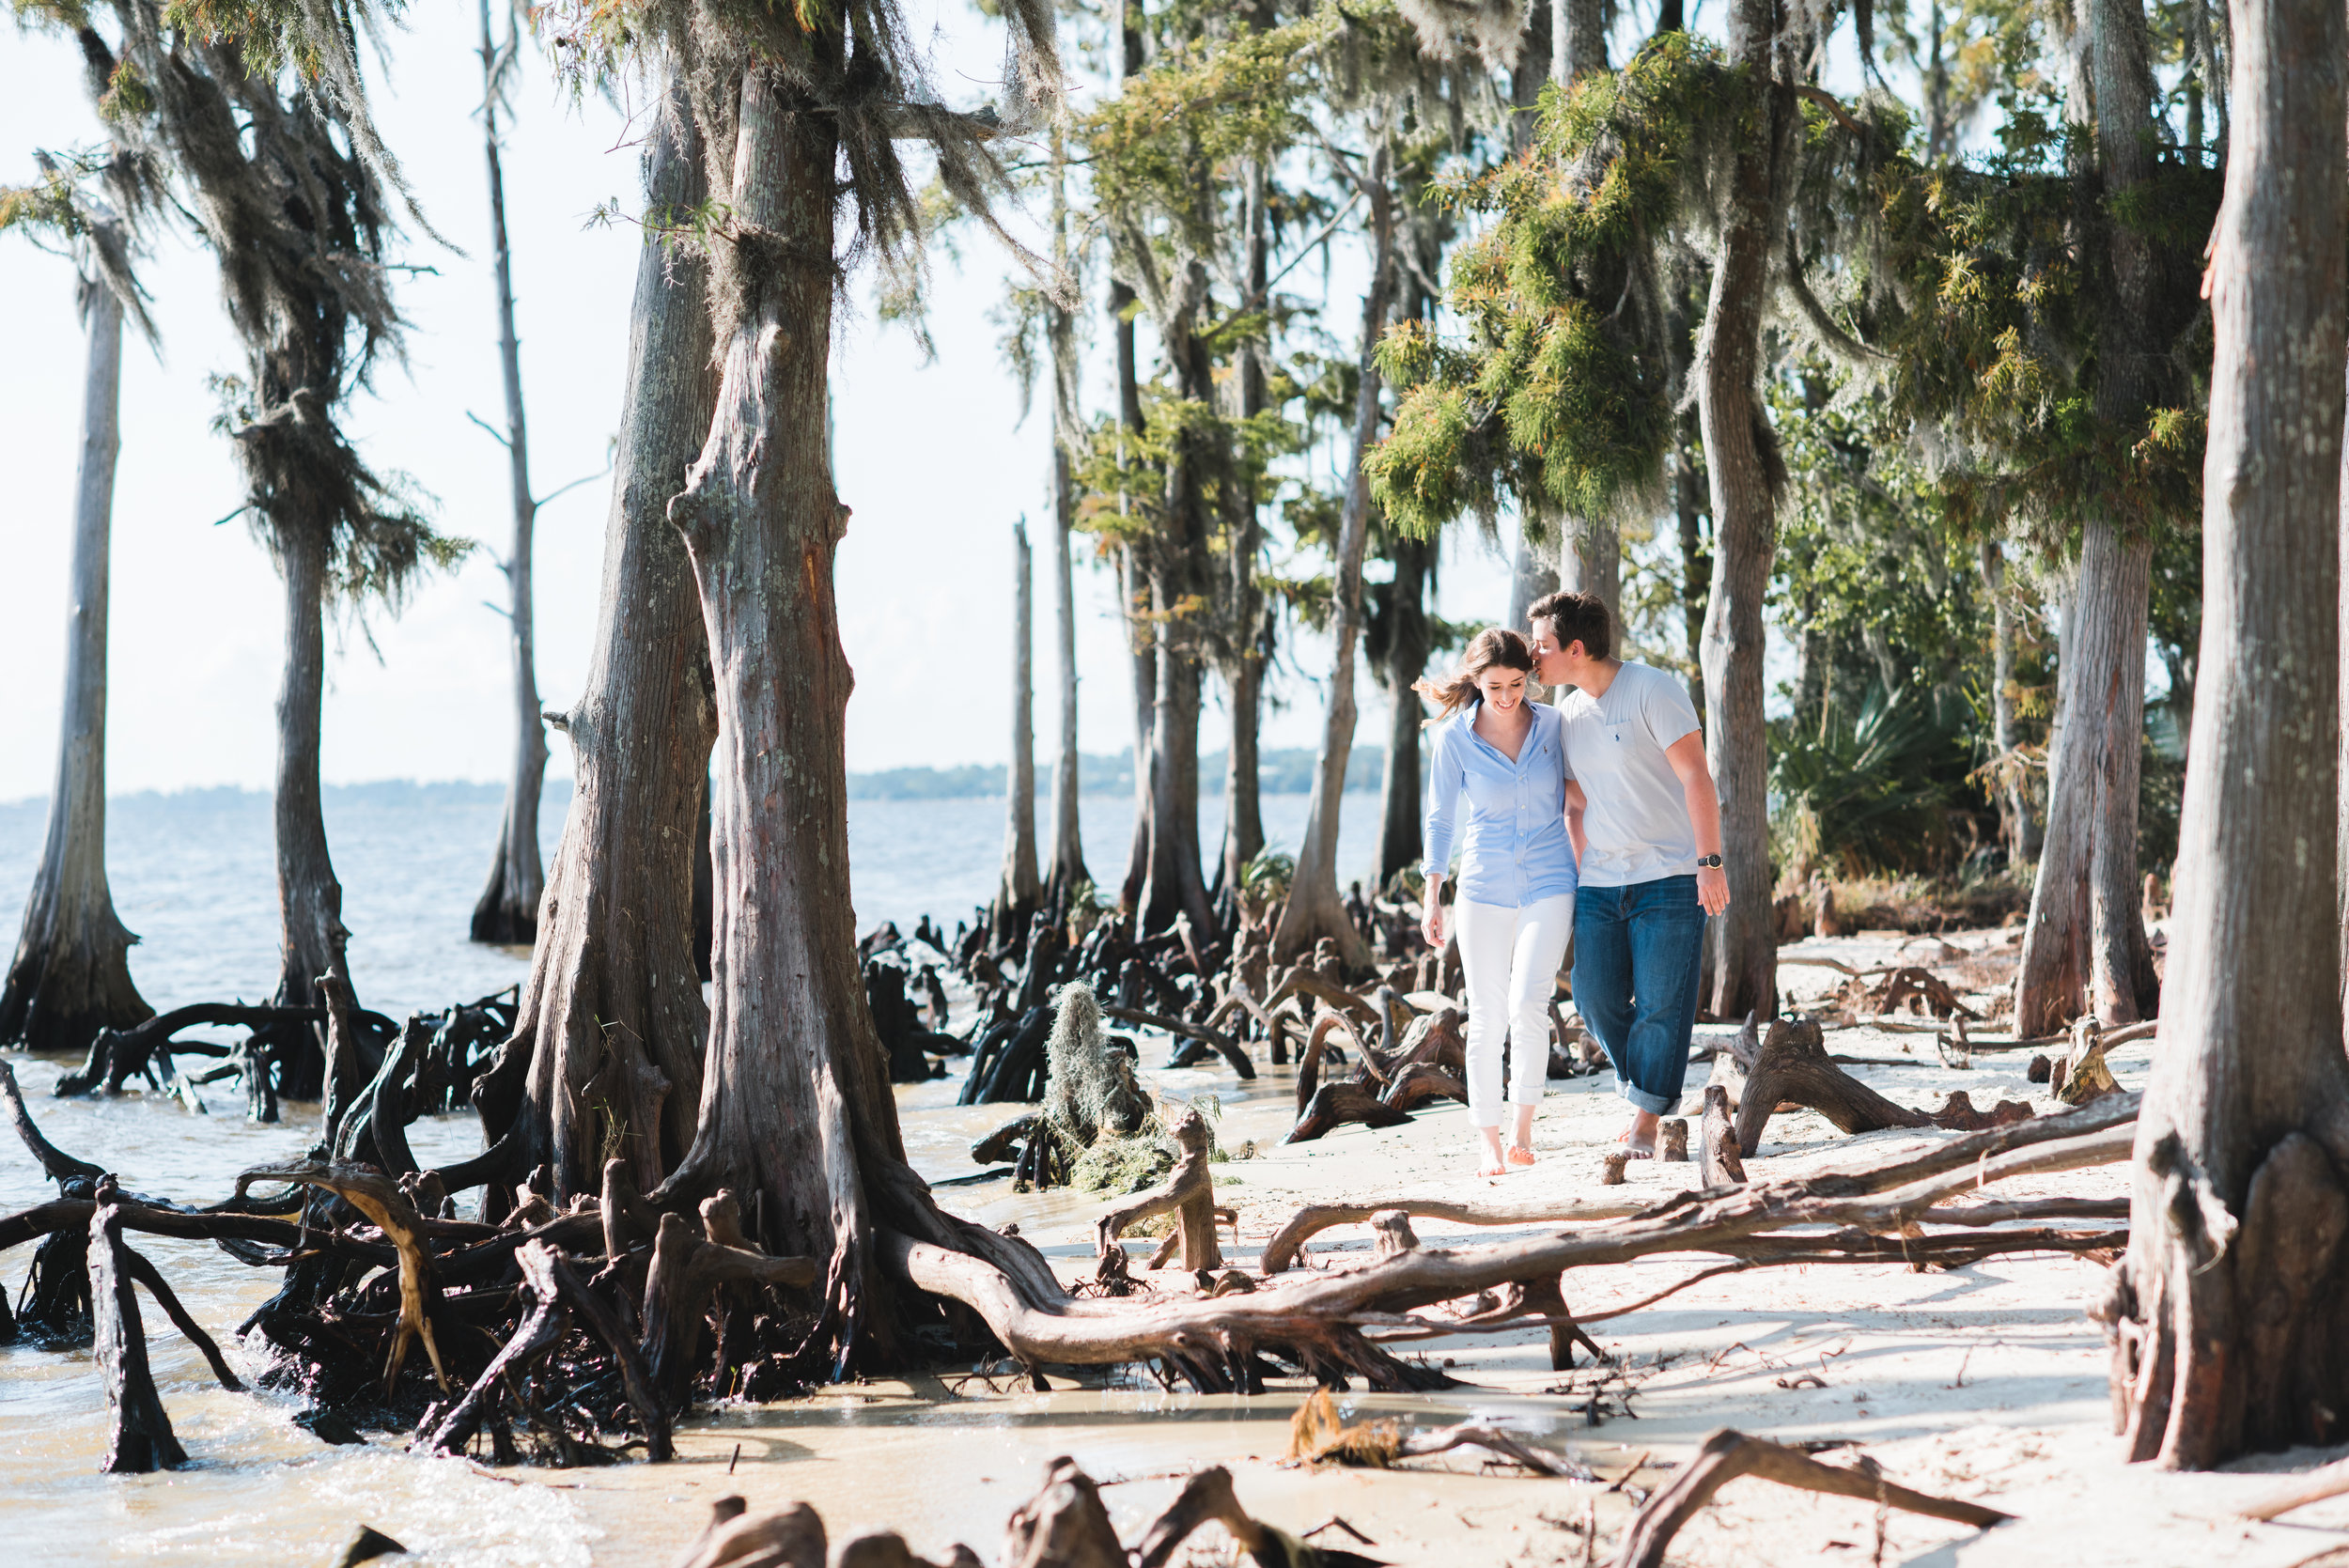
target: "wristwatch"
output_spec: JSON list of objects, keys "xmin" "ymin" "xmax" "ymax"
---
[{"xmin": 1696, "ymin": 854, "xmax": 1724, "ymax": 868}]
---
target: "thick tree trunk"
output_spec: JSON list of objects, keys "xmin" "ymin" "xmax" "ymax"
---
[
  {"xmin": 2015, "ymin": 527, "xmax": 2155, "ymax": 1030},
  {"xmin": 1043, "ymin": 128, "xmax": 1089, "ymax": 907},
  {"xmin": 1558, "ymin": 515, "xmax": 1621, "ymax": 623},
  {"xmin": 1377, "ymin": 536, "xmax": 1434, "ymax": 889},
  {"xmin": 1507, "ymin": 518, "xmax": 1559, "ymax": 639},
  {"xmin": 507, "ymin": 84, "xmax": 718, "ymax": 1201},
  {"xmin": 660, "ymin": 66, "xmax": 1047, "ymax": 1368},
  {"xmin": 1134, "ymin": 270, "xmax": 1216, "ymax": 940},
  {"xmin": 663, "ymin": 70, "xmax": 884, "ymax": 1311},
  {"xmin": 1694, "ymin": 0, "xmax": 1787, "ymax": 1021},
  {"xmin": 996, "ymin": 520, "xmax": 1040, "ymax": 936},
  {"xmin": 471, "ymin": 0, "xmax": 549, "ymax": 947},
  {"xmin": 270, "ymin": 519, "xmax": 348, "ymax": 1099},
  {"xmin": 1273, "ymin": 160, "xmax": 1393, "ymax": 967},
  {"xmin": 2104, "ymin": 0, "xmax": 2349, "ymax": 1462},
  {"xmin": 0, "ymin": 273, "xmax": 150, "ymax": 1057},
  {"xmin": 1553, "ymin": 0, "xmax": 1606, "ymax": 80}
]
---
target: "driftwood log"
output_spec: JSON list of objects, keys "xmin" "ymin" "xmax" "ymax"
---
[
  {"xmin": 1702, "ymin": 1084, "xmax": 1747, "ymax": 1186},
  {"xmin": 1610, "ymin": 1428, "xmax": 2012, "ymax": 1568},
  {"xmin": 88, "ymin": 1190, "xmax": 187, "ymax": 1473}
]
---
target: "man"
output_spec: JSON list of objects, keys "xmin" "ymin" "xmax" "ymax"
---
[{"xmin": 1528, "ymin": 590, "xmax": 1730, "ymax": 1157}]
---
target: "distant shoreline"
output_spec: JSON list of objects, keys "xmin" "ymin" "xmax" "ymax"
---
[{"xmin": 0, "ymin": 745, "xmax": 1397, "ymax": 813}]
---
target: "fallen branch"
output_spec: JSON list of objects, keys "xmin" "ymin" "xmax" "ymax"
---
[
  {"xmin": 2240, "ymin": 1455, "xmax": 2349, "ymax": 1521},
  {"xmin": 1609, "ymin": 1428, "xmax": 2011, "ymax": 1568},
  {"xmin": 1260, "ymin": 1194, "xmax": 1649, "ymax": 1274}
]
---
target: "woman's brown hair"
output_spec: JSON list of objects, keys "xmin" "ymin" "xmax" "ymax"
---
[{"xmin": 1412, "ymin": 628, "xmax": 1534, "ymax": 721}]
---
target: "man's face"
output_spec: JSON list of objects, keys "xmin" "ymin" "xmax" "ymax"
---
[{"xmin": 1527, "ymin": 617, "xmax": 1572, "ymax": 684}]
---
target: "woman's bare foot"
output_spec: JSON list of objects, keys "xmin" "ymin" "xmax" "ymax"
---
[
  {"xmin": 1477, "ymin": 1127, "xmax": 1508, "ymax": 1176},
  {"xmin": 1620, "ymin": 1110, "xmax": 1659, "ymax": 1159},
  {"xmin": 1504, "ymin": 1143, "xmax": 1536, "ymax": 1168}
]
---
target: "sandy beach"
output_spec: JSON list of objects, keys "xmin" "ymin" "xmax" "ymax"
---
[{"xmin": 518, "ymin": 928, "xmax": 2349, "ymax": 1567}]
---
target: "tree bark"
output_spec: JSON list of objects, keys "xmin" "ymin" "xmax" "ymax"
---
[
  {"xmin": 1557, "ymin": 515, "xmax": 1621, "ymax": 623},
  {"xmin": 470, "ymin": 0, "xmax": 549, "ymax": 947},
  {"xmin": 1214, "ymin": 157, "xmax": 1273, "ymax": 903},
  {"xmin": 1377, "ymin": 536, "xmax": 1434, "ymax": 889},
  {"xmin": 2015, "ymin": 527, "xmax": 2155, "ymax": 1031},
  {"xmin": 507, "ymin": 81, "xmax": 718, "ymax": 1201},
  {"xmin": 270, "ymin": 517, "xmax": 348, "ymax": 1098},
  {"xmin": 1134, "ymin": 263, "xmax": 1216, "ymax": 940},
  {"xmin": 1043, "ymin": 127, "xmax": 1089, "ymax": 907},
  {"xmin": 997, "ymin": 520, "xmax": 1040, "ymax": 935},
  {"xmin": 1117, "ymin": 543, "xmax": 1156, "ymax": 916},
  {"xmin": 1273, "ymin": 150, "xmax": 1394, "ymax": 966},
  {"xmin": 1508, "ymin": 517, "xmax": 1559, "ymax": 653},
  {"xmin": 1694, "ymin": 0, "xmax": 1789, "ymax": 1021},
  {"xmin": 0, "ymin": 266, "xmax": 151, "ymax": 1057},
  {"xmin": 2017, "ymin": 0, "xmax": 2164, "ymax": 1031},
  {"xmin": 1674, "ymin": 432, "xmax": 1709, "ymax": 717},
  {"xmin": 2105, "ymin": 0, "xmax": 2349, "ymax": 1465},
  {"xmin": 1553, "ymin": 0, "xmax": 1607, "ymax": 81}
]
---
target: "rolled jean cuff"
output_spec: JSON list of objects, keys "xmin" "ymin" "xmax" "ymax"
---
[{"xmin": 1616, "ymin": 1079, "xmax": 1677, "ymax": 1116}]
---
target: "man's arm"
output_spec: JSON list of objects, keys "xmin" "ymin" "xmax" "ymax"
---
[
  {"xmin": 1564, "ymin": 779, "xmax": 1589, "ymax": 865},
  {"xmin": 1664, "ymin": 731, "xmax": 1731, "ymax": 916}
]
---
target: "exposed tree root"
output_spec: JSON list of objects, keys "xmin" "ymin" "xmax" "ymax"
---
[
  {"xmin": 1095, "ymin": 1108, "xmax": 1223, "ymax": 1269},
  {"xmin": 1608, "ymin": 1428, "xmax": 2011, "ymax": 1568}
]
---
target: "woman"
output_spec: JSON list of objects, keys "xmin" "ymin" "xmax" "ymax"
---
[{"xmin": 1416, "ymin": 629, "xmax": 1576, "ymax": 1176}]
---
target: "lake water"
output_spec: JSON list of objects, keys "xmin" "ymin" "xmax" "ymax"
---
[
  {"xmin": 0, "ymin": 781, "xmax": 1390, "ymax": 1025},
  {"xmin": 0, "ymin": 780, "xmax": 1388, "ymax": 1563}
]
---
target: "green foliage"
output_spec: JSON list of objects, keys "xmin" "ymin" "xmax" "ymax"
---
[
  {"xmin": 1369, "ymin": 34, "xmax": 1736, "ymax": 536},
  {"xmin": 1770, "ymin": 683, "xmax": 1981, "ymax": 878}
]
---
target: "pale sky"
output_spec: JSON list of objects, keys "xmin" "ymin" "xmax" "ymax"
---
[{"xmin": 0, "ymin": 1, "xmax": 1521, "ymax": 804}]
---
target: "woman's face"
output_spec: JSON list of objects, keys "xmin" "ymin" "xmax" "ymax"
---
[{"xmin": 1475, "ymin": 663, "xmax": 1529, "ymax": 712}]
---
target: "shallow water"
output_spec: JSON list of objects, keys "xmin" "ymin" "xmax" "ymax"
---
[{"xmin": 0, "ymin": 781, "xmax": 1387, "ymax": 1562}]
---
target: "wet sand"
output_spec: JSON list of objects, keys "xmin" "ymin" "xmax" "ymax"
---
[{"xmin": 9, "ymin": 929, "xmax": 2349, "ymax": 1564}]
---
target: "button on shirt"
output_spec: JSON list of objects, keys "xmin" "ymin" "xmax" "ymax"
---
[{"xmin": 1422, "ymin": 701, "xmax": 1578, "ymax": 908}]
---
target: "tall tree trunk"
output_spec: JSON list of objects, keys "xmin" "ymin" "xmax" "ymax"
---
[
  {"xmin": 1508, "ymin": 519, "xmax": 1559, "ymax": 635},
  {"xmin": 2019, "ymin": 0, "xmax": 2164, "ymax": 1029},
  {"xmin": 1557, "ymin": 516, "xmax": 1621, "ymax": 621},
  {"xmin": 1553, "ymin": 0, "xmax": 1606, "ymax": 80},
  {"xmin": 1377, "ymin": 536, "xmax": 1434, "ymax": 889},
  {"xmin": 1693, "ymin": 0, "xmax": 1787, "ymax": 1021},
  {"xmin": 1215, "ymin": 156, "xmax": 1273, "ymax": 903},
  {"xmin": 0, "ymin": 269, "xmax": 151, "ymax": 1056},
  {"xmin": 1118, "ymin": 543, "xmax": 1155, "ymax": 916},
  {"xmin": 507, "ymin": 83, "xmax": 717, "ymax": 1201},
  {"xmin": 661, "ymin": 65, "xmax": 1041, "ymax": 1366},
  {"xmin": 1112, "ymin": 15, "xmax": 1154, "ymax": 921},
  {"xmin": 996, "ymin": 520, "xmax": 1040, "ymax": 937},
  {"xmin": 271, "ymin": 517, "xmax": 347, "ymax": 1098},
  {"xmin": 1983, "ymin": 537, "xmax": 2040, "ymax": 862},
  {"xmin": 1675, "ymin": 430, "xmax": 1708, "ymax": 717},
  {"xmin": 1134, "ymin": 266, "xmax": 1216, "ymax": 940},
  {"xmin": 471, "ymin": 0, "xmax": 549, "ymax": 947},
  {"xmin": 1273, "ymin": 155, "xmax": 1393, "ymax": 967},
  {"xmin": 1043, "ymin": 126, "xmax": 1089, "ymax": 907},
  {"xmin": 2104, "ymin": 0, "xmax": 2349, "ymax": 1461}
]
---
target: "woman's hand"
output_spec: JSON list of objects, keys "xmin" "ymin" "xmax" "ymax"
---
[{"xmin": 1421, "ymin": 877, "xmax": 1447, "ymax": 950}]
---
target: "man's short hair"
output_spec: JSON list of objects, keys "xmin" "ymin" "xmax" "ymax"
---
[{"xmin": 1529, "ymin": 589, "xmax": 1612, "ymax": 661}]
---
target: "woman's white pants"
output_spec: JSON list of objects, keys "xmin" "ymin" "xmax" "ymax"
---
[{"xmin": 1453, "ymin": 894, "xmax": 1575, "ymax": 1128}]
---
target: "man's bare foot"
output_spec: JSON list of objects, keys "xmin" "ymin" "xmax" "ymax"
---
[
  {"xmin": 1504, "ymin": 1143, "xmax": 1536, "ymax": 1168},
  {"xmin": 1619, "ymin": 1113, "xmax": 1658, "ymax": 1159}
]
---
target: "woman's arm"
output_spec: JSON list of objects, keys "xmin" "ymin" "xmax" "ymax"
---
[{"xmin": 1421, "ymin": 728, "xmax": 1464, "ymax": 947}]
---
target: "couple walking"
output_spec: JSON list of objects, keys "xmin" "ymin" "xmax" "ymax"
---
[{"xmin": 1417, "ymin": 591, "xmax": 1732, "ymax": 1177}]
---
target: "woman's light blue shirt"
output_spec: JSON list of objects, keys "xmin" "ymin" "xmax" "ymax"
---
[{"xmin": 1422, "ymin": 701, "xmax": 1578, "ymax": 908}]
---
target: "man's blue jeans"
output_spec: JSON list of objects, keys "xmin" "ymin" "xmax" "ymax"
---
[{"xmin": 1572, "ymin": 876, "xmax": 1707, "ymax": 1115}]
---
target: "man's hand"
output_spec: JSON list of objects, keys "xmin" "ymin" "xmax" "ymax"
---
[
  {"xmin": 1422, "ymin": 878, "xmax": 1448, "ymax": 950},
  {"xmin": 1697, "ymin": 864, "xmax": 1731, "ymax": 916}
]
